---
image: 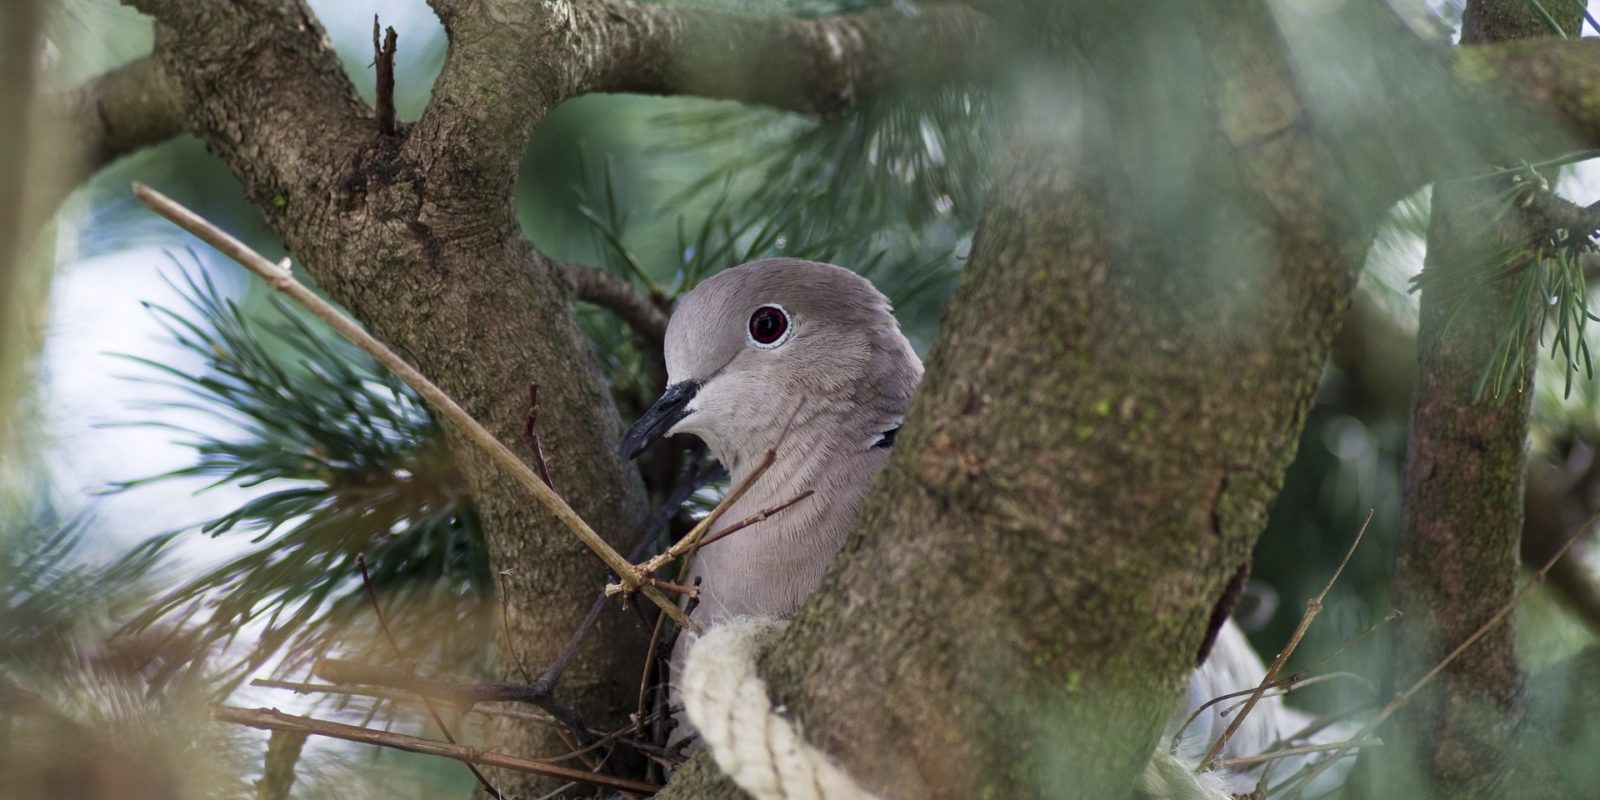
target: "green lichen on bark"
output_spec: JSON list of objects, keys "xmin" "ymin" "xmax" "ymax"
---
[
  {"xmin": 1386, "ymin": 2, "xmax": 1579, "ymax": 796},
  {"xmin": 656, "ymin": 4, "xmax": 1366, "ymax": 796}
]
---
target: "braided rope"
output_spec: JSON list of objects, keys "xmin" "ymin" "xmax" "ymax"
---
[
  {"xmin": 681, "ymin": 618, "xmax": 883, "ymax": 800},
  {"xmin": 680, "ymin": 617, "xmax": 1246, "ymax": 800}
]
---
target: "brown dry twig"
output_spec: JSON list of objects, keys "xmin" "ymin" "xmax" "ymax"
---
[
  {"xmin": 521, "ymin": 382, "xmax": 556, "ymax": 491},
  {"xmin": 608, "ymin": 401, "xmax": 808, "ymax": 597},
  {"xmin": 358, "ymin": 555, "xmax": 501, "ymax": 798},
  {"xmin": 1197, "ymin": 510, "xmax": 1373, "ymax": 769},
  {"xmin": 213, "ymin": 706, "xmax": 660, "ymax": 795},
  {"xmin": 1213, "ymin": 737, "xmax": 1383, "ymax": 771},
  {"xmin": 312, "ymin": 657, "xmax": 591, "ymax": 736},
  {"xmin": 685, "ymin": 489, "xmax": 814, "ymax": 554},
  {"xmin": 132, "ymin": 183, "xmax": 694, "ymax": 633}
]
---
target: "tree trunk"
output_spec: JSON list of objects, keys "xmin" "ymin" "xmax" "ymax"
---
[
  {"xmin": 656, "ymin": 3, "xmax": 1368, "ymax": 796},
  {"xmin": 131, "ymin": 3, "xmax": 652, "ymax": 794},
  {"xmin": 1388, "ymin": 2, "xmax": 1578, "ymax": 795}
]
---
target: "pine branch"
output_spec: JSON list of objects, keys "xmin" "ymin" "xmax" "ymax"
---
[
  {"xmin": 554, "ymin": 259, "xmax": 669, "ymax": 345},
  {"xmin": 213, "ymin": 705, "xmax": 660, "ymax": 795},
  {"xmin": 45, "ymin": 57, "xmax": 185, "ymax": 174},
  {"xmin": 577, "ymin": 1, "xmax": 992, "ymax": 116}
]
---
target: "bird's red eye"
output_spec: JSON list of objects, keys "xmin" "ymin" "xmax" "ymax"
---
[{"xmin": 747, "ymin": 305, "xmax": 789, "ymax": 347}]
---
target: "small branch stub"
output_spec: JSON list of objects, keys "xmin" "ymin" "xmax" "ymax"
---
[{"xmin": 373, "ymin": 17, "xmax": 398, "ymax": 136}]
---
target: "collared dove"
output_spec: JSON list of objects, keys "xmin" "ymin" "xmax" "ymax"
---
[{"xmin": 622, "ymin": 257, "xmax": 1352, "ymax": 797}]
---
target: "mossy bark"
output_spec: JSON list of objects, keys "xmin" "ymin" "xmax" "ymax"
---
[
  {"xmin": 655, "ymin": 3, "xmax": 1369, "ymax": 796},
  {"xmin": 1387, "ymin": 2, "xmax": 1578, "ymax": 796}
]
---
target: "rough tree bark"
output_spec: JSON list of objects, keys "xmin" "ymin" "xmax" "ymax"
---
[
  {"xmin": 1389, "ymin": 2, "xmax": 1579, "ymax": 796},
  {"xmin": 122, "ymin": 2, "xmax": 655, "ymax": 791},
  {"xmin": 659, "ymin": 2, "xmax": 1372, "ymax": 795},
  {"xmin": 46, "ymin": 0, "xmax": 1600, "ymax": 796},
  {"xmin": 91, "ymin": 1, "xmax": 983, "ymax": 795}
]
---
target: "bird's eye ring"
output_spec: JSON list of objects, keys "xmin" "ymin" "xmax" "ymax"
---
[{"xmin": 747, "ymin": 304, "xmax": 791, "ymax": 348}]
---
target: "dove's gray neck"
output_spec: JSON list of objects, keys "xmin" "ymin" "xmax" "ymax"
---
[{"xmin": 685, "ymin": 400, "xmax": 898, "ymax": 626}]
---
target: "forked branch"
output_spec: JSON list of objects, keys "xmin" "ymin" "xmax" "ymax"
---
[{"xmin": 577, "ymin": 0, "xmax": 992, "ymax": 117}]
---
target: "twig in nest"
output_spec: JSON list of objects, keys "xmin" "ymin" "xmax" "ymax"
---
[
  {"xmin": 1305, "ymin": 608, "xmax": 1403, "ymax": 672},
  {"xmin": 253, "ymin": 678, "xmax": 576, "ymax": 731},
  {"xmin": 132, "ymin": 183, "xmax": 694, "ymax": 633},
  {"xmin": 1172, "ymin": 672, "xmax": 1369, "ymax": 751},
  {"xmin": 1278, "ymin": 508, "xmax": 1600, "ymax": 800},
  {"xmin": 521, "ymin": 382, "xmax": 556, "ymax": 491},
  {"xmin": 1198, "ymin": 510, "xmax": 1372, "ymax": 769},
  {"xmin": 608, "ymin": 402, "xmax": 808, "ymax": 596},
  {"xmin": 686, "ymin": 490, "xmax": 814, "ymax": 554},
  {"xmin": 1213, "ymin": 737, "xmax": 1382, "ymax": 771},
  {"xmin": 637, "ymin": 606, "xmax": 669, "ymax": 725},
  {"xmin": 372, "ymin": 17, "xmax": 397, "ymax": 136},
  {"xmin": 498, "ymin": 570, "xmax": 536, "ymax": 684},
  {"xmin": 213, "ymin": 706, "xmax": 660, "ymax": 795},
  {"xmin": 358, "ymin": 555, "xmax": 502, "ymax": 799},
  {"xmin": 1215, "ymin": 672, "xmax": 1371, "ymax": 718},
  {"xmin": 313, "ymin": 657, "xmax": 593, "ymax": 743}
]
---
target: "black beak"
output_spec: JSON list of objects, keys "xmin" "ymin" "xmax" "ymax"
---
[{"xmin": 620, "ymin": 380, "xmax": 700, "ymax": 459}]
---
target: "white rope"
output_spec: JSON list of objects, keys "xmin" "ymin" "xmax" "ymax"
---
[
  {"xmin": 681, "ymin": 618, "xmax": 883, "ymax": 800},
  {"xmin": 680, "ymin": 617, "xmax": 1310, "ymax": 800}
]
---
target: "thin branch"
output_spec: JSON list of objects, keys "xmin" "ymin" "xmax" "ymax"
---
[
  {"xmin": 1279, "ymin": 507, "xmax": 1599, "ymax": 800},
  {"xmin": 132, "ymin": 183, "xmax": 696, "ymax": 633},
  {"xmin": 577, "ymin": 0, "xmax": 992, "ymax": 117},
  {"xmin": 1516, "ymin": 176, "xmax": 1600, "ymax": 233},
  {"xmin": 213, "ymin": 706, "xmax": 660, "ymax": 796},
  {"xmin": 45, "ymin": 56, "xmax": 185, "ymax": 176},
  {"xmin": 1212, "ymin": 737, "xmax": 1381, "ymax": 771},
  {"xmin": 685, "ymin": 489, "xmax": 814, "ymax": 554},
  {"xmin": 555, "ymin": 259, "xmax": 669, "ymax": 346},
  {"xmin": 521, "ymin": 383, "xmax": 556, "ymax": 491},
  {"xmin": 251, "ymin": 678, "xmax": 570, "ymax": 730},
  {"xmin": 1199, "ymin": 510, "xmax": 1372, "ymax": 769},
  {"xmin": 498, "ymin": 570, "xmax": 537, "ymax": 684},
  {"xmin": 637, "ymin": 606, "xmax": 668, "ymax": 725},
  {"xmin": 356, "ymin": 554, "xmax": 502, "ymax": 799},
  {"xmin": 608, "ymin": 404, "xmax": 804, "ymax": 596},
  {"xmin": 315, "ymin": 659, "xmax": 576, "ymax": 717}
]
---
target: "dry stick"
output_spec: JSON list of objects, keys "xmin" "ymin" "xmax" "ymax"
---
[
  {"xmin": 1213, "ymin": 738, "xmax": 1383, "ymax": 771},
  {"xmin": 314, "ymin": 657, "xmax": 590, "ymax": 734},
  {"xmin": 498, "ymin": 570, "xmax": 537, "ymax": 684},
  {"xmin": 1305, "ymin": 608, "xmax": 1404, "ymax": 673},
  {"xmin": 358, "ymin": 555, "xmax": 503, "ymax": 800},
  {"xmin": 522, "ymin": 382, "xmax": 556, "ymax": 492},
  {"xmin": 609, "ymin": 403, "xmax": 807, "ymax": 596},
  {"xmin": 1278, "ymin": 509, "xmax": 1600, "ymax": 800},
  {"xmin": 685, "ymin": 490, "xmax": 815, "ymax": 553},
  {"xmin": 1197, "ymin": 509, "xmax": 1374, "ymax": 769},
  {"xmin": 251, "ymin": 678, "xmax": 559, "ymax": 729},
  {"xmin": 619, "ymin": 448, "xmax": 777, "ymax": 587},
  {"xmin": 214, "ymin": 706, "xmax": 660, "ymax": 795},
  {"xmin": 640, "ymin": 576, "xmax": 700, "ymax": 598},
  {"xmin": 1171, "ymin": 671, "xmax": 1356, "ymax": 753},
  {"xmin": 1215, "ymin": 672, "xmax": 1371, "ymax": 718},
  {"xmin": 637, "ymin": 609, "xmax": 669, "ymax": 725},
  {"xmin": 131, "ymin": 183, "xmax": 694, "ymax": 634}
]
